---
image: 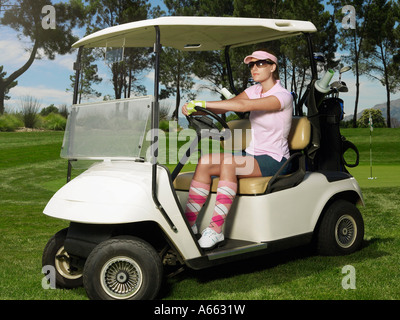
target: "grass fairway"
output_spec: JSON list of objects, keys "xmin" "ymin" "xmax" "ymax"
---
[
  {"xmin": 348, "ymin": 165, "xmax": 400, "ymax": 189},
  {"xmin": 0, "ymin": 129, "xmax": 399, "ymax": 300}
]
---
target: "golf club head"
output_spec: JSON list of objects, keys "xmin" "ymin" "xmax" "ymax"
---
[
  {"xmin": 339, "ymin": 66, "xmax": 351, "ymax": 74},
  {"xmin": 338, "ymin": 81, "xmax": 348, "ymax": 92},
  {"xmin": 330, "ymin": 81, "xmax": 342, "ymax": 90}
]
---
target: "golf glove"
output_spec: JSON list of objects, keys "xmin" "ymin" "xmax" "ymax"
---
[{"xmin": 186, "ymin": 100, "xmax": 206, "ymax": 115}]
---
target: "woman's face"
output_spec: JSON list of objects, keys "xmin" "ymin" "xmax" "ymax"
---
[{"xmin": 249, "ymin": 58, "xmax": 276, "ymax": 83}]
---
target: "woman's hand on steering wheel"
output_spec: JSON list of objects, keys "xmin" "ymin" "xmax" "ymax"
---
[{"xmin": 185, "ymin": 105, "xmax": 230, "ymax": 141}]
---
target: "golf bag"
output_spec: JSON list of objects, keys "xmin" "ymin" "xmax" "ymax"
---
[{"xmin": 314, "ymin": 97, "xmax": 359, "ymax": 172}]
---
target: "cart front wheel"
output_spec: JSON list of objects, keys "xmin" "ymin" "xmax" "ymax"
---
[
  {"xmin": 83, "ymin": 237, "xmax": 163, "ymax": 300},
  {"xmin": 42, "ymin": 228, "xmax": 83, "ymax": 289},
  {"xmin": 317, "ymin": 200, "xmax": 364, "ymax": 256}
]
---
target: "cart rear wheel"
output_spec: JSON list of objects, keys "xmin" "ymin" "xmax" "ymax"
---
[
  {"xmin": 317, "ymin": 200, "xmax": 364, "ymax": 256},
  {"xmin": 83, "ymin": 237, "xmax": 163, "ymax": 300},
  {"xmin": 42, "ymin": 228, "xmax": 83, "ymax": 289}
]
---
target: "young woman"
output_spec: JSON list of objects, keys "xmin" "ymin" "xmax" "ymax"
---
[{"xmin": 181, "ymin": 50, "xmax": 293, "ymax": 250}]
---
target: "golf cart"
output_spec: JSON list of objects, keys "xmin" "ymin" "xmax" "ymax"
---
[{"xmin": 42, "ymin": 16, "xmax": 364, "ymax": 300}]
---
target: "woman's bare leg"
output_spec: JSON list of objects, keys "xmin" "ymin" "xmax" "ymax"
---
[
  {"xmin": 192, "ymin": 153, "xmax": 264, "ymax": 248},
  {"xmin": 193, "ymin": 153, "xmax": 263, "ymax": 184}
]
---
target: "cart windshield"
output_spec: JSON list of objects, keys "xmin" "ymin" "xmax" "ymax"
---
[{"xmin": 61, "ymin": 96, "xmax": 152, "ymax": 160}]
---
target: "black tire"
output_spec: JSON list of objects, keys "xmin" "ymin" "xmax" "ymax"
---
[
  {"xmin": 83, "ymin": 237, "xmax": 163, "ymax": 300},
  {"xmin": 317, "ymin": 200, "xmax": 364, "ymax": 256},
  {"xmin": 42, "ymin": 228, "xmax": 83, "ymax": 289}
]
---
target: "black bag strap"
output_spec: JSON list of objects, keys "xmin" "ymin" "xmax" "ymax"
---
[
  {"xmin": 306, "ymin": 80, "xmax": 321, "ymax": 161},
  {"xmin": 341, "ymin": 136, "xmax": 359, "ymax": 168}
]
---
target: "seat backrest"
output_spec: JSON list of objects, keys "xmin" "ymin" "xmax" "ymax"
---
[
  {"xmin": 222, "ymin": 116, "xmax": 310, "ymax": 152},
  {"xmin": 221, "ymin": 119, "xmax": 252, "ymax": 151},
  {"xmin": 288, "ymin": 116, "xmax": 311, "ymax": 150}
]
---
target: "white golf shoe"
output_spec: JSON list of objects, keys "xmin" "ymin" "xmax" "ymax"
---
[{"xmin": 198, "ymin": 227, "xmax": 225, "ymax": 250}]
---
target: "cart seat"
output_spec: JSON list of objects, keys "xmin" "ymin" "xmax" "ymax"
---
[{"xmin": 173, "ymin": 116, "xmax": 310, "ymax": 195}]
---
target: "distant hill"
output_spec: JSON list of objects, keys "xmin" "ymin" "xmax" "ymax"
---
[{"xmin": 344, "ymin": 98, "xmax": 400, "ymax": 123}]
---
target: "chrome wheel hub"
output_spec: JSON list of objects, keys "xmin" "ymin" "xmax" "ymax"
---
[{"xmin": 100, "ymin": 257, "xmax": 143, "ymax": 299}]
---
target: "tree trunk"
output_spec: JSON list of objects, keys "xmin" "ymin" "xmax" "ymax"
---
[
  {"xmin": 380, "ymin": 45, "xmax": 391, "ymax": 128},
  {"xmin": 0, "ymin": 86, "xmax": 5, "ymax": 115},
  {"xmin": 0, "ymin": 40, "xmax": 39, "ymax": 114},
  {"xmin": 352, "ymin": 31, "xmax": 360, "ymax": 128},
  {"xmin": 386, "ymin": 88, "xmax": 391, "ymax": 128},
  {"xmin": 173, "ymin": 79, "xmax": 181, "ymax": 122},
  {"xmin": 353, "ymin": 71, "xmax": 360, "ymax": 128}
]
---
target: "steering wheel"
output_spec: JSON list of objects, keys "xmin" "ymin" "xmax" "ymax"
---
[{"xmin": 186, "ymin": 106, "xmax": 231, "ymax": 141}]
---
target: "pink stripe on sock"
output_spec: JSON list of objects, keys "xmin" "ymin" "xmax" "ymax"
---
[
  {"xmin": 216, "ymin": 196, "xmax": 233, "ymax": 205},
  {"xmin": 185, "ymin": 211, "xmax": 198, "ymax": 222},
  {"xmin": 209, "ymin": 180, "xmax": 237, "ymax": 233},
  {"xmin": 184, "ymin": 179, "xmax": 210, "ymax": 227},
  {"xmin": 211, "ymin": 215, "xmax": 225, "ymax": 226},
  {"xmin": 190, "ymin": 195, "xmax": 208, "ymax": 202}
]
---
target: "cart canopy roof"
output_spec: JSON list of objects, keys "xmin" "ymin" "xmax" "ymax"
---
[{"xmin": 72, "ymin": 16, "xmax": 317, "ymax": 50}]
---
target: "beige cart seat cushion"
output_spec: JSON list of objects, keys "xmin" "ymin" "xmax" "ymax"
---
[{"xmin": 173, "ymin": 116, "xmax": 310, "ymax": 195}]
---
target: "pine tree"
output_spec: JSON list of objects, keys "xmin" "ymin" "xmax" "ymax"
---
[{"xmin": 0, "ymin": 0, "xmax": 86, "ymax": 114}]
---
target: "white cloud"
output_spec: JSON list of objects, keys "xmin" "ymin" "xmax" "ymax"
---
[
  {"xmin": 52, "ymin": 54, "xmax": 76, "ymax": 71},
  {"xmin": 6, "ymin": 85, "xmax": 73, "ymax": 109},
  {"xmin": 145, "ymin": 71, "xmax": 154, "ymax": 79},
  {"xmin": 0, "ymin": 38, "xmax": 32, "ymax": 68}
]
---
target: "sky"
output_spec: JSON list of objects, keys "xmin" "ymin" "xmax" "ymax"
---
[{"xmin": 1, "ymin": 0, "xmax": 399, "ymax": 118}]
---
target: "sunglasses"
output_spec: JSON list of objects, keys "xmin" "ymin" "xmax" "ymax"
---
[{"xmin": 248, "ymin": 60, "xmax": 274, "ymax": 69}]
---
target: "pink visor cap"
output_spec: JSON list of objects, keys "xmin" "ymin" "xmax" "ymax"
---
[{"xmin": 244, "ymin": 51, "xmax": 278, "ymax": 65}]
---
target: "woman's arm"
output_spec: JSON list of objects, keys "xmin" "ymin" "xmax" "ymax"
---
[
  {"xmin": 206, "ymin": 94, "xmax": 281, "ymax": 114},
  {"xmin": 182, "ymin": 91, "xmax": 249, "ymax": 116},
  {"xmin": 182, "ymin": 91, "xmax": 282, "ymax": 116}
]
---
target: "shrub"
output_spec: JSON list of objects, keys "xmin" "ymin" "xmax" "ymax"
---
[
  {"xmin": 58, "ymin": 104, "xmax": 69, "ymax": 118},
  {"xmin": 357, "ymin": 108, "xmax": 387, "ymax": 128},
  {"xmin": 159, "ymin": 119, "xmax": 170, "ymax": 132},
  {"xmin": 42, "ymin": 113, "xmax": 67, "ymax": 131},
  {"xmin": 40, "ymin": 104, "xmax": 59, "ymax": 116},
  {"xmin": 0, "ymin": 114, "xmax": 24, "ymax": 132},
  {"xmin": 19, "ymin": 96, "xmax": 41, "ymax": 128}
]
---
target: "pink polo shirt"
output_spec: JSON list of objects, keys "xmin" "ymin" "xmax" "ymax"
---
[{"xmin": 244, "ymin": 81, "xmax": 293, "ymax": 161}]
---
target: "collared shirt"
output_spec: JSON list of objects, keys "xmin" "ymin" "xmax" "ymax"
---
[{"xmin": 244, "ymin": 80, "xmax": 293, "ymax": 161}]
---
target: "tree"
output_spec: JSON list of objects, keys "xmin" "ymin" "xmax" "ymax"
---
[
  {"xmin": 91, "ymin": 0, "xmax": 150, "ymax": 29},
  {"xmin": 329, "ymin": 0, "xmax": 374, "ymax": 128},
  {"xmin": 108, "ymin": 47, "xmax": 151, "ymax": 99},
  {"xmin": 160, "ymin": 47, "xmax": 196, "ymax": 121},
  {"xmin": 0, "ymin": 0, "xmax": 14, "ymax": 17},
  {"xmin": 40, "ymin": 104, "xmax": 59, "ymax": 116},
  {"xmin": 0, "ymin": 66, "xmax": 17, "ymax": 103},
  {"xmin": 163, "ymin": 0, "xmax": 340, "ymax": 117},
  {"xmin": 162, "ymin": 0, "xmax": 253, "ymax": 117},
  {"xmin": 233, "ymin": 0, "xmax": 279, "ymax": 18},
  {"xmin": 68, "ymin": 47, "xmax": 102, "ymax": 103},
  {"xmin": 87, "ymin": 0, "xmax": 152, "ymax": 99},
  {"xmin": 187, "ymin": 1, "xmax": 281, "ymax": 99},
  {"xmin": 360, "ymin": 0, "xmax": 400, "ymax": 128},
  {"xmin": 357, "ymin": 108, "xmax": 386, "ymax": 128},
  {"xmin": 160, "ymin": 0, "xmax": 201, "ymax": 120},
  {"xmin": 0, "ymin": 0, "xmax": 86, "ymax": 114},
  {"xmin": 278, "ymin": 0, "xmax": 338, "ymax": 110},
  {"xmin": 164, "ymin": 0, "xmax": 201, "ymax": 16},
  {"xmin": 201, "ymin": 0, "xmax": 338, "ymax": 110}
]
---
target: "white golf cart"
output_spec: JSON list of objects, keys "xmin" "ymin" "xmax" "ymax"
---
[{"xmin": 42, "ymin": 16, "xmax": 364, "ymax": 300}]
